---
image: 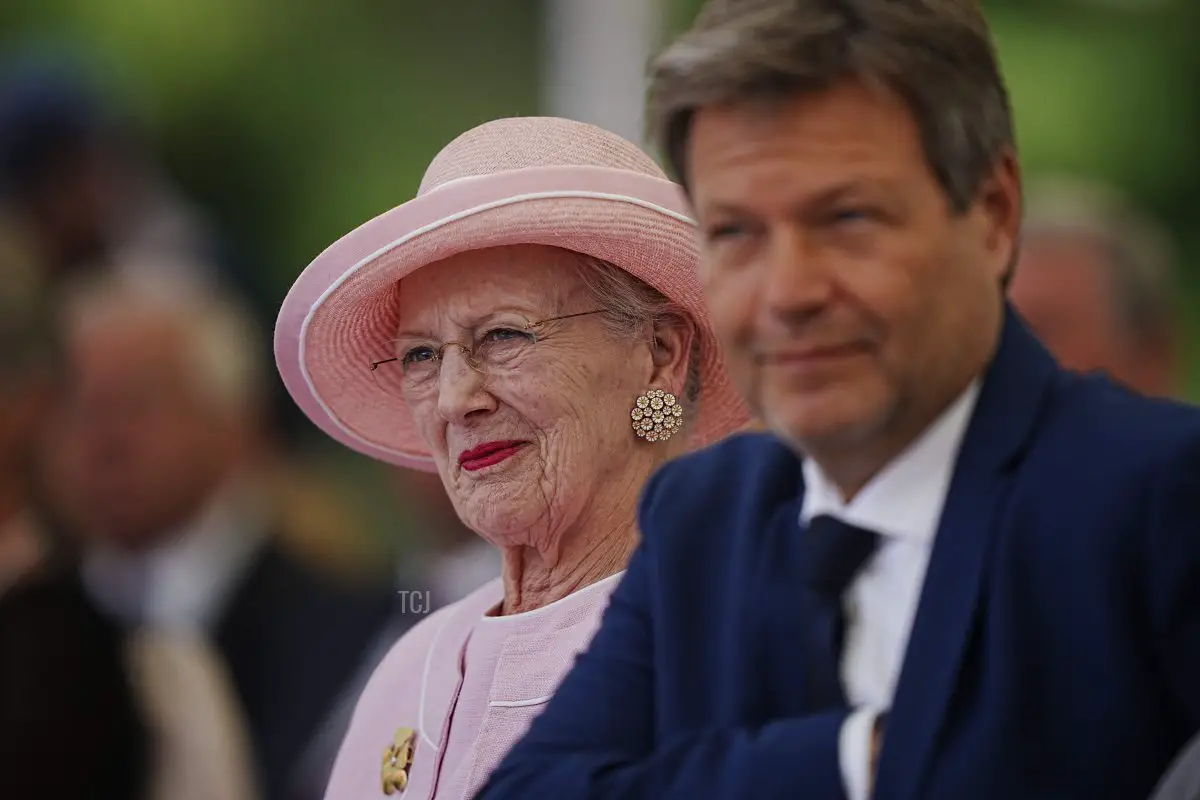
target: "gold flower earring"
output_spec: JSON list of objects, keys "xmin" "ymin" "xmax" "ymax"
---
[{"xmin": 631, "ymin": 388, "xmax": 684, "ymax": 442}]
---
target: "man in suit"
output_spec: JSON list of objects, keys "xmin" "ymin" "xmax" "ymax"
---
[
  {"xmin": 0, "ymin": 245, "xmax": 148, "ymax": 799},
  {"xmin": 477, "ymin": 1, "xmax": 1200, "ymax": 799},
  {"xmin": 33, "ymin": 271, "xmax": 396, "ymax": 800},
  {"xmin": 1010, "ymin": 174, "xmax": 1180, "ymax": 398},
  {"xmin": 0, "ymin": 237, "xmax": 56, "ymax": 591}
]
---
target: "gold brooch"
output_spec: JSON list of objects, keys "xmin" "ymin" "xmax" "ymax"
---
[{"xmin": 381, "ymin": 727, "xmax": 416, "ymax": 795}]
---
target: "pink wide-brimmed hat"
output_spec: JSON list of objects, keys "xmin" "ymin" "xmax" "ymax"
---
[{"xmin": 274, "ymin": 116, "xmax": 750, "ymax": 471}]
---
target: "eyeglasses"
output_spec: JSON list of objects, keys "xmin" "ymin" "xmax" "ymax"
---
[{"xmin": 369, "ymin": 309, "xmax": 606, "ymax": 398}]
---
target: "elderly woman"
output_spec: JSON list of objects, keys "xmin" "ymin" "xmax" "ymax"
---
[{"xmin": 274, "ymin": 116, "xmax": 748, "ymax": 799}]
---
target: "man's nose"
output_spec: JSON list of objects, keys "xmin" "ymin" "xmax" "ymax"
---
[{"xmin": 761, "ymin": 228, "xmax": 835, "ymax": 316}]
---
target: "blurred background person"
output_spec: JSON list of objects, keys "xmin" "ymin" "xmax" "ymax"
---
[
  {"xmin": 1010, "ymin": 174, "xmax": 1181, "ymax": 398},
  {"xmin": 0, "ymin": 249, "xmax": 147, "ymax": 799},
  {"xmin": 0, "ymin": 229, "xmax": 148, "ymax": 799},
  {"xmin": 0, "ymin": 239, "xmax": 56, "ymax": 590},
  {"xmin": 2, "ymin": 283, "xmax": 258, "ymax": 800},
  {"xmin": 33, "ymin": 271, "xmax": 397, "ymax": 800}
]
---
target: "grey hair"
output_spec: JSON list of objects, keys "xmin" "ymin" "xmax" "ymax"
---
[
  {"xmin": 1020, "ymin": 175, "xmax": 1177, "ymax": 347},
  {"xmin": 58, "ymin": 267, "xmax": 266, "ymax": 418},
  {"xmin": 569, "ymin": 252, "xmax": 703, "ymax": 405}
]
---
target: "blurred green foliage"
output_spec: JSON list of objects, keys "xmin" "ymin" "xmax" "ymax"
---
[{"xmin": 1, "ymin": 0, "xmax": 541, "ymax": 295}]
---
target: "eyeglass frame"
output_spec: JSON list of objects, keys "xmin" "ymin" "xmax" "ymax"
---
[{"xmin": 368, "ymin": 309, "xmax": 607, "ymax": 377}]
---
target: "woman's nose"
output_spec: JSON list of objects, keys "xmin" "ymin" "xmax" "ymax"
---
[{"xmin": 435, "ymin": 347, "xmax": 496, "ymax": 423}]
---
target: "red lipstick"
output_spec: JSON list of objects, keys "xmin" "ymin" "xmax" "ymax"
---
[{"xmin": 458, "ymin": 440, "xmax": 527, "ymax": 472}]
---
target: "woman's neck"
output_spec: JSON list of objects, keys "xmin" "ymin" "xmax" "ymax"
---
[
  {"xmin": 497, "ymin": 511, "xmax": 637, "ymax": 615},
  {"xmin": 493, "ymin": 448, "xmax": 662, "ymax": 615}
]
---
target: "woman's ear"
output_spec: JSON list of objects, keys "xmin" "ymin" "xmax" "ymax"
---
[{"xmin": 648, "ymin": 316, "xmax": 696, "ymax": 396}]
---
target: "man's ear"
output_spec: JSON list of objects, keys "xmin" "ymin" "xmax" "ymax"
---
[{"xmin": 978, "ymin": 148, "xmax": 1022, "ymax": 285}]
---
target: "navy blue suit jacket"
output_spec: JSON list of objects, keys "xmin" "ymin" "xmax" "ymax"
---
[{"xmin": 477, "ymin": 309, "xmax": 1200, "ymax": 799}]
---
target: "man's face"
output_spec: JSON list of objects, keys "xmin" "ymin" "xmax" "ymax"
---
[
  {"xmin": 1009, "ymin": 234, "xmax": 1175, "ymax": 397},
  {"xmin": 687, "ymin": 80, "xmax": 1019, "ymax": 462},
  {"xmin": 0, "ymin": 369, "xmax": 50, "ymax": 482},
  {"xmin": 42, "ymin": 315, "xmax": 238, "ymax": 551}
]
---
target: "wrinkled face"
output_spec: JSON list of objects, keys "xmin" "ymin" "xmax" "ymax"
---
[
  {"xmin": 395, "ymin": 245, "xmax": 664, "ymax": 550},
  {"xmin": 687, "ymin": 80, "xmax": 1018, "ymax": 458},
  {"xmin": 1009, "ymin": 234, "xmax": 1174, "ymax": 397},
  {"xmin": 41, "ymin": 316, "xmax": 238, "ymax": 551}
]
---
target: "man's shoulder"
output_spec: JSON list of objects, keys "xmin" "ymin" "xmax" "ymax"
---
[
  {"xmin": 1039, "ymin": 374, "xmax": 1200, "ymax": 471},
  {"xmin": 650, "ymin": 431, "xmax": 802, "ymax": 499},
  {"xmin": 0, "ymin": 565, "xmax": 104, "ymax": 631},
  {"xmin": 639, "ymin": 432, "xmax": 803, "ymax": 556}
]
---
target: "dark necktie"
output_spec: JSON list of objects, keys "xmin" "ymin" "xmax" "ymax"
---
[{"xmin": 801, "ymin": 514, "xmax": 881, "ymax": 711}]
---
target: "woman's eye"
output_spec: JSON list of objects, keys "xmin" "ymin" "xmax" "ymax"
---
[
  {"xmin": 482, "ymin": 327, "xmax": 531, "ymax": 343},
  {"xmin": 401, "ymin": 346, "xmax": 436, "ymax": 366}
]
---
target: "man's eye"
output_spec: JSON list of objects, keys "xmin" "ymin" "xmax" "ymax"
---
[
  {"xmin": 830, "ymin": 208, "xmax": 873, "ymax": 225},
  {"xmin": 706, "ymin": 223, "xmax": 746, "ymax": 241}
]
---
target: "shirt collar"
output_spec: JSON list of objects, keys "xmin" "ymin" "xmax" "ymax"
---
[
  {"xmin": 800, "ymin": 379, "xmax": 981, "ymax": 543},
  {"xmin": 83, "ymin": 481, "xmax": 267, "ymax": 630}
]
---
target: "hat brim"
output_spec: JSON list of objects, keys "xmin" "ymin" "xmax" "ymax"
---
[{"xmin": 275, "ymin": 164, "xmax": 750, "ymax": 470}]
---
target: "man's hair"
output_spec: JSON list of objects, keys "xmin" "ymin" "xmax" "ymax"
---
[
  {"xmin": 57, "ymin": 267, "xmax": 266, "ymax": 418},
  {"xmin": 647, "ymin": 0, "xmax": 1015, "ymax": 213},
  {"xmin": 1021, "ymin": 175, "xmax": 1178, "ymax": 347}
]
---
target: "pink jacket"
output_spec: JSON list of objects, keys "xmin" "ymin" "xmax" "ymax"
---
[{"xmin": 323, "ymin": 572, "xmax": 622, "ymax": 800}]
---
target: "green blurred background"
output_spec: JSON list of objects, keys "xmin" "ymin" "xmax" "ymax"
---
[{"xmin": 3, "ymin": 0, "xmax": 1196, "ymax": 324}]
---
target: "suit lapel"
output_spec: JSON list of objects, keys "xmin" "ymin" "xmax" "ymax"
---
[
  {"xmin": 876, "ymin": 307, "xmax": 1059, "ymax": 800},
  {"xmin": 750, "ymin": 495, "xmax": 814, "ymax": 720}
]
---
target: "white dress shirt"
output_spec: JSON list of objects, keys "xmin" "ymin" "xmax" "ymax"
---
[
  {"xmin": 799, "ymin": 381, "xmax": 980, "ymax": 800},
  {"xmin": 83, "ymin": 484, "xmax": 267, "ymax": 630},
  {"xmin": 82, "ymin": 484, "xmax": 267, "ymax": 799}
]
